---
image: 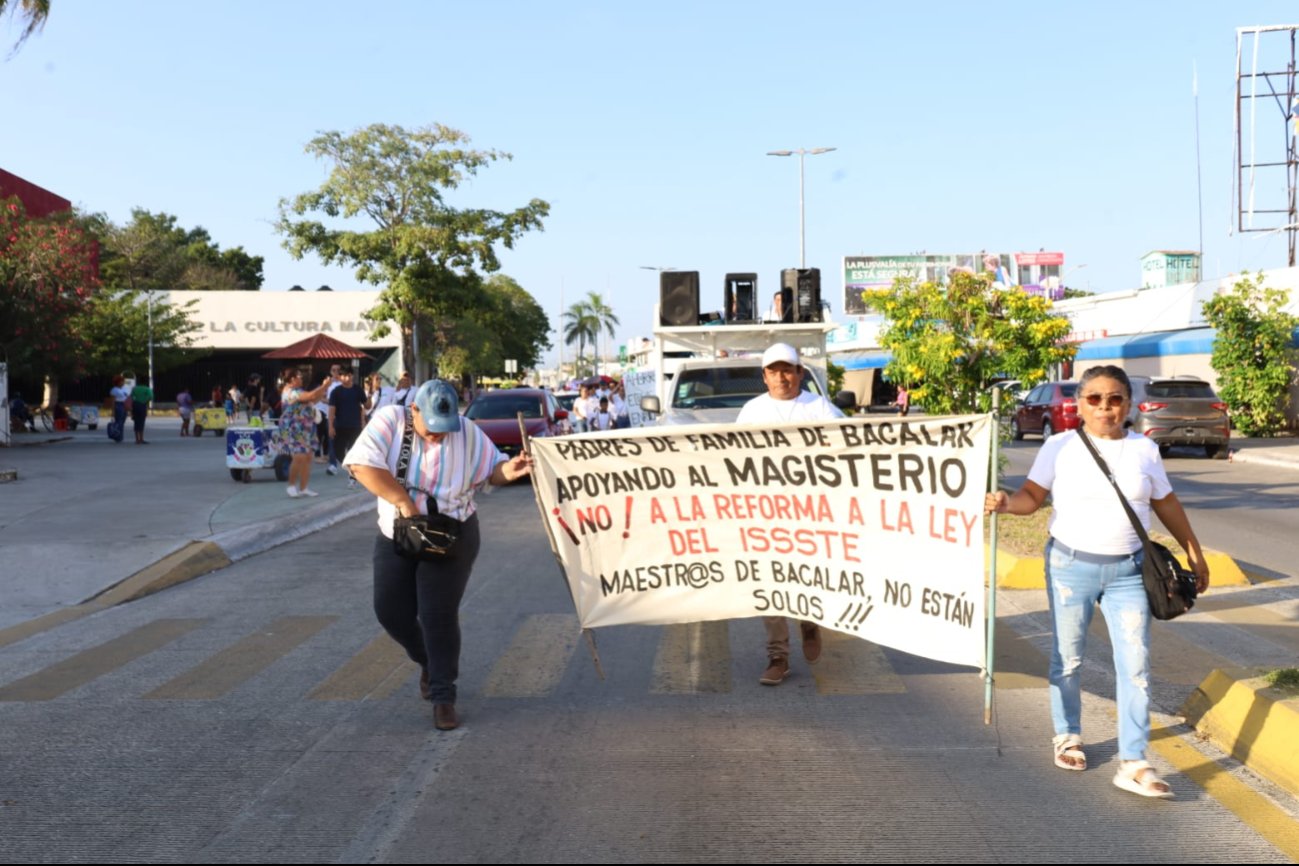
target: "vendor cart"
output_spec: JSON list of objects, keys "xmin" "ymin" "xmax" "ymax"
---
[
  {"xmin": 226, "ymin": 424, "xmax": 292, "ymax": 483},
  {"xmin": 193, "ymin": 406, "xmax": 228, "ymax": 437}
]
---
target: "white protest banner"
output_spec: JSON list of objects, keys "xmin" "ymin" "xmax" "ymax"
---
[
  {"xmin": 530, "ymin": 414, "xmax": 993, "ymax": 669},
  {"xmin": 620, "ymin": 370, "xmax": 657, "ymax": 428}
]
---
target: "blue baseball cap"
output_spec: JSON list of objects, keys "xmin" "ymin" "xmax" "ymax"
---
[{"xmin": 412, "ymin": 380, "xmax": 461, "ymax": 433}]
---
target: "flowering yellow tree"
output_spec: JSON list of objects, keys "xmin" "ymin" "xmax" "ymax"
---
[{"xmin": 862, "ymin": 270, "xmax": 1075, "ymax": 415}]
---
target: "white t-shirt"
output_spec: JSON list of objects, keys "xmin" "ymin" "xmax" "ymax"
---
[
  {"xmin": 343, "ymin": 405, "xmax": 506, "ymax": 535},
  {"xmin": 1027, "ymin": 430, "xmax": 1173, "ymax": 555},
  {"xmin": 111, "ymin": 386, "xmax": 130, "ymax": 403},
  {"xmin": 575, "ymin": 395, "xmax": 599, "ymax": 422},
  {"xmin": 736, "ymin": 390, "xmax": 844, "ymax": 424},
  {"xmin": 610, "ymin": 393, "xmax": 627, "ymax": 419}
]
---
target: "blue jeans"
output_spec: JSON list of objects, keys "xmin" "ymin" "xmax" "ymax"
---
[{"xmin": 1044, "ymin": 538, "xmax": 1152, "ymax": 761}]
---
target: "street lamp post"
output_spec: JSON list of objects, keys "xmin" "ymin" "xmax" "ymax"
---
[{"xmin": 767, "ymin": 147, "xmax": 836, "ymax": 268}]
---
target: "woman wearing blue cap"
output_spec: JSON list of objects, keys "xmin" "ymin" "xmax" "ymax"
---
[{"xmin": 345, "ymin": 379, "xmax": 532, "ymax": 731}]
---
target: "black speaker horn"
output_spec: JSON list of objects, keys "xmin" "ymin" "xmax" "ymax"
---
[
  {"xmin": 724, "ymin": 273, "xmax": 758, "ymax": 323},
  {"xmin": 660, "ymin": 271, "xmax": 700, "ymax": 327}
]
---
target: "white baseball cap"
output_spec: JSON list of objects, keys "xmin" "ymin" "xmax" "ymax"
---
[{"xmin": 761, "ymin": 343, "xmax": 800, "ymax": 368}]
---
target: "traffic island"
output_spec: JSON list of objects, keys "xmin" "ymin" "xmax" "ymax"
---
[{"xmin": 1181, "ymin": 669, "xmax": 1299, "ymax": 798}]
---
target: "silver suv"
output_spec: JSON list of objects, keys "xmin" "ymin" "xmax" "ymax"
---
[{"xmin": 1127, "ymin": 375, "xmax": 1230, "ymax": 459}]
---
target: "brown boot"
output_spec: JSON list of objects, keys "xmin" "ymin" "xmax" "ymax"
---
[
  {"xmin": 759, "ymin": 657, "xmax": 790, "ymax": 686},
  {"xmin": 800, "ymin": 623, "xmax": 823, "ymax": 664},
  {"xmin": 433, "ymin": 703, "xmax": 459, "ymax": 731}
]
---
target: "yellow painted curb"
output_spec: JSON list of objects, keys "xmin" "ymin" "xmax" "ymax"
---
[
  {"xmin": 984, "ymin": 546, "xmax": 1248, "ymax": 589},
  {"xmin": 1180, "ymin": 669, "xmax": 1299, "ymax": 798}
]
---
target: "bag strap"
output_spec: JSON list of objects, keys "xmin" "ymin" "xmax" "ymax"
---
[
  {"xmin": 1075, "ymin": 427, "xmax": 1154, "ymax": 548},
  {"xmin": 394, "ymin": 408, "xmax": 439, "ymax": 515}
]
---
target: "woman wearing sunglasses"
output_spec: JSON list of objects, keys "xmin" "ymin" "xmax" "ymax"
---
[{"xmin": 985, "ymin": 365, "xmax": 1210, "ymax": 798}]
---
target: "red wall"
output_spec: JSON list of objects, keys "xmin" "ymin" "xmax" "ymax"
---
[{"xmin": 0, "ymin": 167, "xmax": 72, "ymax": 217}]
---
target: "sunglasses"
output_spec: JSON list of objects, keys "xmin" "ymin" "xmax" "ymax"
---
[{"xmin": 1082, "ymin": 393, "xmax": 1126, "ymax": 408}]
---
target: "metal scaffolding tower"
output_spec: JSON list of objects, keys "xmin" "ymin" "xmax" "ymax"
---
[{"xmin": 1234, "ymin": 25, "xmax": 1299, "ymax": 266}]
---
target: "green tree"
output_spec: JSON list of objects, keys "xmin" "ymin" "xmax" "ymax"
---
[
  {"xmin": 478, "ymin": 274, "xmax": 552, "ymax": 372},
  {"xmin": 276, "ymin": 123, "xmax": 550, "ymax": 377},
  {"xmin": 1, "ymin": 0, "xmax": 48, "ymax": 55},
  {"xmin": 562, "ymin": 299, "xmax": 599, "ymax": 375},
  {"xmin": 1202, "ymin": 273, "xmax": 1299, "ymax": 437},
  {"xmin": 584, "ymin": 291, "xmax": 620, "ymax": 369},
  {"xmin": 863, "ymin": 270, "xmax": 1076, "ymax": 415},
  {"xmin": 73, "ymin": 289, "xmax": 205, "ymax": 379},
  {"xmin": 98, "ymin": 209, "xmax": 263, "ymax": 292},
  {"xmin": 0, "ymin": 197, "xmax": 97, "ymax": 384}
]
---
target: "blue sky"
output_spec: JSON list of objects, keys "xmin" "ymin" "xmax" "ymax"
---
[{"xmin": 4, "ymin": 1, "xmax": 1299, "ymax": 367}]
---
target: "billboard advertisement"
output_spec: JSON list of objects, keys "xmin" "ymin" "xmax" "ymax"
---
[{"xmin": 843, "ymin": 252, "xmax": 1065, "ymax": 316}]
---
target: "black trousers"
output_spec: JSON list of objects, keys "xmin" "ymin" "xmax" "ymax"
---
[{"xmin": 372, "ymin": 514, "xmax": 481, "ymax": 703}]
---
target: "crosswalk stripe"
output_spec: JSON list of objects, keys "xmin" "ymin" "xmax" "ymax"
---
[
  {"xmin": 0, "ymin": 619, "xmax": 206, "ymax": 702},
  {"xmin": 307, "ymin": 633, "xmax": 416, "ymax": 701},
  {"xmin": 651, "ymin": 621, "xmax": 732, "ymax": 694},
  {"xmin": 481, "ymin": 614, "xmax": 580, "ymax": 698},
  {"xmin": 144, "ymin": 616, "xmax": 336, "ymax": 700},
  {"xmin": 813, "ymin": 629, "xmax": 906, "ymax": 694}
]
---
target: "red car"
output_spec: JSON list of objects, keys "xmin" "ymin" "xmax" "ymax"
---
[
  {"xmin": 1010, "ymin": 381, "xmax": 1080, "ymax": 440},
  {"xmin": 463, "ymin": 388, "xmax": 570, "ymax": 458}
]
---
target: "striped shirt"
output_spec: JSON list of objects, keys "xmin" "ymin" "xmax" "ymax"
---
[{"xmin": 344, "ymin": 404, "xmax": 506, "ymax": 536}]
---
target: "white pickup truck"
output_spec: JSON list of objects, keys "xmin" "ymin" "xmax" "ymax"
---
[{"xmin": 635, "ymin": 316, "xmax": 844, "ymax": 426}]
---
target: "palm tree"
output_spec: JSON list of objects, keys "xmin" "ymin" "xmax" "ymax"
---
[
  {"xmin": 562, "ymin": 300, "xmax": 598, "ymax": 376},
  {"xmin": 584, "ymin": 291, "xmax": 620, "ymax": 372},
  {"xmin": 1, "ymin": 0, "xmax": 50, "ymax": 54}
]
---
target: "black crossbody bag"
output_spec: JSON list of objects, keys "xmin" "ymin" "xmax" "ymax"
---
[
  {"xmin": 1077, "ymin": 428, "xmax": 1197, "ymax": 621},
  {"xmin": 391, "ymin": 409, "xmax": 461, "ymax": 560}
]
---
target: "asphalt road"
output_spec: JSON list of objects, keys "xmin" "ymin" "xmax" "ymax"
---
[
  {"xmin": 0, "ymin": 482, "xmax": 1292, "ymax": 863},
  {"xmin": 1001, "ymin": 439, "xmax": 1299, "ymax": 580}
]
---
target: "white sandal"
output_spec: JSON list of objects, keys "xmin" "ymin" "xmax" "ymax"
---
[
  {"xmin": 1052, "ymin": 733, "xmax": 1086, "ymax": 771},
  {"xmin": 1112, "ymin": 760, "xmax": 1174, "ymax": 799}
]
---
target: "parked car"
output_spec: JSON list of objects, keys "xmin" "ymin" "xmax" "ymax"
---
[
  {"xmin": 463, "ymin": 388, "xmax": 570, "ymax": 459},
  {"xmin": 1127, "ymin": 375, "xmax": 1230, "ymax": 459},
  {"xmin": 1010, "ymin": 381, "xmax": 1080, "ymax": 440},
  {"xmin": 554, "ymin": 390, "xmax": 579, "ymax": 413}
]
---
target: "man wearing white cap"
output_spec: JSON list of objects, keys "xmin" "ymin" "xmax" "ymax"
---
[{"xmin": 736, "ymin": 342, "xmax": 844, "ymax": 685}]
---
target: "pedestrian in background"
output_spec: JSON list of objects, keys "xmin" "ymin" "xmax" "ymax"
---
[
  {"xmin": 130, "ymin": 378, "xmax": 154, "ymax": 445},
  {"xmin": 109, "ymin": 375, "xmax": 130, "ymax": 443},
  {"xmin": 895, "ymin": 385, "xmax": 910, "ymax": 417},
  {"xmin": 328, "ymin": 369, "xmax": 368, "ymax": 490},
  {"xmin": 280, "ymin": 367, "xmax": 332, "ymax": 498},
  {"xmin": 177, "ymin": 387, "xmax": 194, "ymax": 436},
  {"xmin": 985, "ymin": 364, "xmax": 1210, "ymax": 799}
]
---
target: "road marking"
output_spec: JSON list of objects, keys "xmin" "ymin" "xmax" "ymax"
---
[
  {"xmin": 1150, "ymin": 724, "xmax": 1299, "ymax": 861},
  {"xmin": 1197, "ymin": 599, "xmax": 1299, "ymax": 655},
  {"xmin": 651, "ymin": 621, "xmax": 732, "ymax": 694},
  {"xmin": 306, "ymin": 632, "xmax": 415, "ymax": 701},
  {"xmin": 481, "ymin": 613, "xmax": 580, "ymax": 698},
  {"xmin": 144, "ymin": 616, "xmax": 335, "ymax": 700},
  {"xmin": 0, "ymin": 619, "xmax": 206, "ymax": 701},
  {"xmin": 813, "ymin": 629, "xmax": 905, "ymax": 694}
]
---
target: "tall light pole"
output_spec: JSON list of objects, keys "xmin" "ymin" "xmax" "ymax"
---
[{"xmin": 767, "ymin": 147, "xmax": 836, "ymax": 267}]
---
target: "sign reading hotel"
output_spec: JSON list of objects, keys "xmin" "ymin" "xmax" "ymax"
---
[
  {"xmin": 530, "ymin": 414, "xmax": 993, "ymax": 669},
  {"xmin": 165, "ymin": 290, "xmax": 401, "ymax": 350}
]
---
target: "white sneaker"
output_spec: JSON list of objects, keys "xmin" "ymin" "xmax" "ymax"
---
[
  {"xmin": 286, "ymin": 486, "xmax": 300, "ymax": 498},
  {"xmin": 298, "ymin": 487, "xmax": 319, "ymax": 497},
  {"xmin": 326, "ymin": 465, "xmax": 338, "ymax": 476}
]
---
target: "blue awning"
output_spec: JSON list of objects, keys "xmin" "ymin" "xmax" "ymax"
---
[
  {"xmin": 1074, "ymin": 328, "xmax": 1216, "ymax": 360},
  {"xmin": 833, "ymin": 350, "xmax": 892, "ymax": 370}
]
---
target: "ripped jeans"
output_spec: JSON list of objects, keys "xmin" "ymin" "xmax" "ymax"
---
[{"xmin": 1044, "ymin": 538, "xmax": 1151, "ymax": 761}]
